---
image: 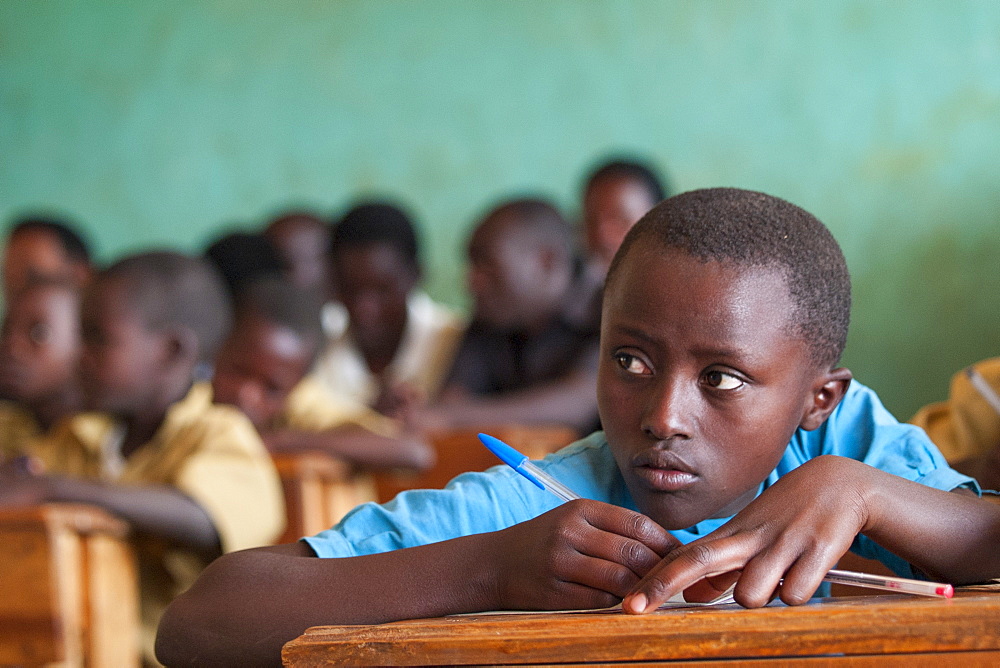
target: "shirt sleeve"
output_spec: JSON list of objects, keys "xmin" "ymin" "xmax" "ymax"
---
[
  {"xmin": 303, "ymin": 465, "xmax": 547, "ymax": 558},
  {"xmin": 786, "ymin": 381, "xmax": 980, "ymax": 578},
  {"xmin": 173, "ymin": 409, "xmax": 287, "ymax": 553}
]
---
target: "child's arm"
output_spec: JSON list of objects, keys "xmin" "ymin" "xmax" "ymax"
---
[
  {"xmin": 156, "ymin": 499, "xmax": 678, "ymax": 667},
  {"xmin": 425, "ymin": 366, "xmax": 599, "ymax": 434},
  {"xmin": 262, "ymin": 424, "xmax": 435, "ymax": 471},
  {"xmin": 621, "ymin": 455, "xmax": 1000, "ymax": 613},
  {"xmin": 0, "ymin": 471, "xmax": 221, "ymax": 556}
]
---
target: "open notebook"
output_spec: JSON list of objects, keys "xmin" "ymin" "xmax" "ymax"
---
[{"xmin": 452, "ymin": 583, "xmax": 737, "ymax": 616}]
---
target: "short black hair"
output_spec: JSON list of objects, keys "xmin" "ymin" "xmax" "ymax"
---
[
  {"xmin": 584, "ymin": 157, "xmax": 667, "ymax": 204},
  {"xmin": 101, "ymin": 251, "xmax": 232, "ymax": 365},
  {"xmin": 233, "ymin": 276, "xmax": 324, "ymax": 361},
  {"xmin": 609, "ymin": 188, "xmax": 851, "ymax": 367},
  {"xmin": 203, "ymin": 231, "xmax": 286, "ymax": 298},
  {"xmin": 331, "ymin": 202, "xmax": 420, "ymax": 271},
  {"xmin": 8, "ymin": 216, "xmax": 91, "ymax": 265},
  {"xmin": 481, "ymin": 197, "xmax": 572, "ymax": 256}
]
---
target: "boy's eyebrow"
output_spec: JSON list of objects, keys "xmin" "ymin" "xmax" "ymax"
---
[{"xmin": 610, "ymin": 323, "xmax": 750, "ymax": 362}]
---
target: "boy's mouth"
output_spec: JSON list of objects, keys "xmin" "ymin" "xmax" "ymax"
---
[{"xmin": 632, "ymin": 450, "xmax": 699, "ymax": 492}]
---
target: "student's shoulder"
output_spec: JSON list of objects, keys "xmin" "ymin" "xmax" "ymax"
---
[
  {"xmin": 163, "ymin": 383, "xmax": 266, "ymax": 453},
  {"xmin": 786, "ymin": 380, "xmax": 975, "ymax": 489},
  {"xmin": 284, "ymin": 376, "xmax": 397, "ymax": 435},
  {"xmin": 409, "ymin": 291, "xmax": 464, "ymax": 331},
  {"xmin": 535, "ymin": 432, "xmax": 627, "ymax": 503}
]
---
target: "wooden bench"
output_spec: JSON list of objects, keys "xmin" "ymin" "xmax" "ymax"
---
[
  {"xmin": 375, "ymin": 425, "xmax": 578, "ymax": 503},
  {"xmin": 272, "ymin": 452, "xmax": 378, "ymax": 543},
  {"xmin": 0, "ymin": 503, "xmax": 140, "ymax": 667}
]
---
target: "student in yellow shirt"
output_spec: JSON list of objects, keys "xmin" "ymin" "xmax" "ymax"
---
[
  {"xmin": 911, "ymin": 358, "xmax": 1000, "ymax": 489},
  {"xmin": 212, "ymin": 276, "xmax": 434, "ymax": 473},
  {"xmin": 0, "ymin": 278, "xmax": 83, "ymax": 461},
  {"xmin": 2, "ymin": 216, "xmax": 93, "ymax": 303},
  {"xmin": 0, "ymin": 251, "xmax": 285, "ymax": 663}
]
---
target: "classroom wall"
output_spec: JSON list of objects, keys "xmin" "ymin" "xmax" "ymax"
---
[{"xmin": 2, "ymin": 0, "xmax": 999, "ymax": 420}]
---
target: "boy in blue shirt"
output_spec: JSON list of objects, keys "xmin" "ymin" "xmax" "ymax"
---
[{"xmin": 157, "ymin": 188, "xmax": 1000, "ymax": 666}]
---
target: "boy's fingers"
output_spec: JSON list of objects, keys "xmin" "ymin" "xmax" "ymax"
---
[
  {"xmin": 577, "ymin": 532, "xmax": 670, "ymax": 581},
  {"xmin": 565, "ymin": 552, "xmax": 643, "ymax": 599},
  {"xmin": 578, "ymin": 501, "xmax": 680, "ymax": 556},
  {"xmin": 623, "ymin": 537, "xmax": 752, "ymax": 613},
  {"xmin": 773, "ymin": 550, "xmax": 839, "ymax": 606},
  {"xmin": 682, "ymin": 571, "xmax": 741, "ymax": 603}
]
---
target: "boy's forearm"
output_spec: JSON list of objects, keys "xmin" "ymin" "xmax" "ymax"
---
[
  {"xmin": 43, "ymin": 476, "xmax": 221, "ymax": 555},
  {"xmin": 433, "ymin": 370, "xmax": 597, "ymax": 434},
  {"xmin": 859, "ymin": 464, "xmax": 1000, "ymax": 583},
  {"xmin": 157, "ymin": 534, "xmax": 503, "ymax": 667}
]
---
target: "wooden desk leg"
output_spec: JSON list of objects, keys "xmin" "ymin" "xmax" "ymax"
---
[{"xmin": 0, "ymin": 504, "xmax": 140, "ymax": 667}]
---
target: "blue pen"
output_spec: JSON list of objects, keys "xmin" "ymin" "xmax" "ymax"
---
[{"xmin": 478, "ymin": 433, "xmax": 581, "ymax": 502}]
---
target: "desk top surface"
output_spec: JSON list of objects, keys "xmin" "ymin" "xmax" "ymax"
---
[{"xmin": 282, "ymin": 592, "xmax": 1000, "ymax": 666}]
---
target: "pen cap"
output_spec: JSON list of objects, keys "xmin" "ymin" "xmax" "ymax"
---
[{"xmin": 478, "ymin": 433, "xmax": 528, "ymax": 469}]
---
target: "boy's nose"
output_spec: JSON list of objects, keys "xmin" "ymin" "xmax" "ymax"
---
[{"xmin": 641, "ymin": 377, "xmax": 695, "ymax": 442}]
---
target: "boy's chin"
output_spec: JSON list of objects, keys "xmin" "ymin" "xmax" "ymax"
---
[{"xmin": 640, "ymin": 501, "xmax": 713, "ymax": 532}]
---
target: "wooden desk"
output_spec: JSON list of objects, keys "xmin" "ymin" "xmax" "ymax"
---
[
  {"xmin": 0, "ymin": 503, "xmax": 140, "ymax": 667},
  {"xmin": 375, "ymin": 425, "xmax": 578, "ymax": 504},
  {"xmin": 272, "ymin": 452, "xmax": 377, "ymax": 544},
  {"xmin": 282, "ymin": 592, "xmax": 1000, "ymax": 666}
]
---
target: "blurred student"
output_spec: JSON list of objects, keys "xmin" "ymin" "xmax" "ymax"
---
[
  {"xmin": 313, "ymin": 202, "xmax": 464, "ymax": 415},
  {"xmin": 212, "ymin": 276, "xmax": 434, "ymax": 475},
  {"xmin": 2, "ymin": 216, "xmax": 92, "ymax": 303},
  {"xmin": 263, "ymin": 210, "xmax": 332, "ymax": 296},
  {"xmin": 428, "ymin": 198, "xmax": 600, "ymax": 434},
  {"xmin": 204, "ymin": 229, "xmax": 286, "ymax": 299},
  {"xmin": 0, "ymin": 251, "xmax": 285, "ymax": 662},
  {"xmin": 911, "ymin": 358, "xmax": 1000, "ymax": 489},
  {"xmin": 0, "ymin": 278, "xmax": 82, "ymax": 461},
  {"xmin": 581, "ymin": 157, "xmax": 666, "ymax": 274}
]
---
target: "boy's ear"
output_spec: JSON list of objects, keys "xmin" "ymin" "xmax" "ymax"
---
[
  {"xmin": 799, "ymin": 367, "xmax": 853, "ymax": 431},
  {"xmin": 160, "ymin": 325, "xmax": 200, "ymax": 368}
]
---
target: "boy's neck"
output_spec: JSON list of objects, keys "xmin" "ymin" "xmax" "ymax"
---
[
  {"xmin": 119, "ymin": 379, "xmax": 194, "ymax": 458},
  {"xmin": 358, "ymin": 322, "xmax": 406, "ymax": 376},
  {"xmin": 28, "ymin": 385, "xmax": 83, "ymax": 432}
]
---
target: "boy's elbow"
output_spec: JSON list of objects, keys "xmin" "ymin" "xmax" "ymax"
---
[{"xmin": 155, "ymin": 550, "xmax": 272, "ymax": 667}]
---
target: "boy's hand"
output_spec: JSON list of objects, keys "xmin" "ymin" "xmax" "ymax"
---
[
  {"xmin": 623, "ymin": 455, "xmax": 871, "ymax": 613},
  {"xmin": 490, "ymin": 499, "xmax": 680, "ymax": 611}
]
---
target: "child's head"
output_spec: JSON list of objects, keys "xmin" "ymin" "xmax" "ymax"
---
[
  {"xmin": 2, "ymin": 217, "xmax": 92, "ymax": 302},
  {"xmin": 264, "ymin": 211, "xmax": 331, "ymax": 294},
  {"xmin": 599, "ymin": 188, "xmax": 852, "ymax": 531},
  {"xmin": 204, "ymin": 230, "xmax": 286, "ymax": 299},
  {"xmin": 467, "ymin": 198, "xmax": 573, "ymax": 331},
  {"xmin": 582, "ymin": 158, "xmax": 666, "ymax": 272},
  {"xmin": 330, "ymin": 202, "xmax": 421, "ymax": 348},
  {"xmin": 212, "ymin": 277, "xmax": 323, "ymax": 430},
  {"xmin": 0, "ymin": 278, "xmax": 81, "ymax": 406},
  {"xmin": 79, "ymin": 251, "xmax": 232, "ymax": 415}
]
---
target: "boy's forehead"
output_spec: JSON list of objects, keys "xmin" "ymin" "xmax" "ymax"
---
[{"xmin": 606, "ymin": 245, "xmax": 796, "ymax": 345}]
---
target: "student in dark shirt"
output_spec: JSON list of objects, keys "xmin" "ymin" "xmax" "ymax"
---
[{"xmin": 429, "ymin": 198, "xmax": 600, "ymax": 434}]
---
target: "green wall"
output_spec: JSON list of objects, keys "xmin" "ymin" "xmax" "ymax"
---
[{"xmin": 2, "ymin": 0, "xmax": 999, "ymax": 420}]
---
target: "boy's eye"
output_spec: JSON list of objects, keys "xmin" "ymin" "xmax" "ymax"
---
[
  {"xmin": 704, "ymin": 370, "xmax": 744, "ymax": 391},
  {"xmin": 614, "ymin": 352, "xmax": 651, "ymax": 375}
]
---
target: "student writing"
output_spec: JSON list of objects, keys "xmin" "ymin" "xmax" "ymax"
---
[
  {"xmin": 211, "ymin": 276, "xmax": 434, "ymax": 474},
  {"xmin": 156, "ymin": 189, "xmax": 1000, "ymax": 667}
]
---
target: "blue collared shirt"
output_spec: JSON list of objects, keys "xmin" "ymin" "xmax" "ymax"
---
[{"xmin": 305, "ymin": 381, "xmax": 976, "ymax": 578}]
